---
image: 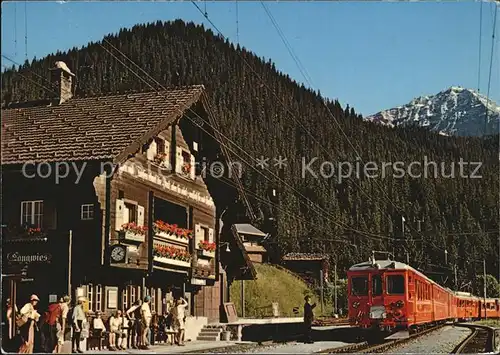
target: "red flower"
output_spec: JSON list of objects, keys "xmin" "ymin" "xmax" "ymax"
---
[{"xmin": 198, "ymin": 240, "xmax": 216, "ymax": 252}]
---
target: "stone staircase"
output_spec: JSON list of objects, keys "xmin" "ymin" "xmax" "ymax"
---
[{"xmin": 196, "ymin": 324, "xmax": 225, "ymax": 341}]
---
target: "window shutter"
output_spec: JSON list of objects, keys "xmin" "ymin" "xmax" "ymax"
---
[
  {"xmin": 147, "ymin": 140, "xmax": 156, "ymax": 160},
  {"xmin": 137, "ymin": 205, "xmax": 145, "ymax": 226},
  {"xmin": 175, "ymin": 147, "xmax": 182, "ymax": 173},
  {"xmin": 195, "ymin": 224, "xmax": 201, "ymax": 247},
  {"xmin": 43, "ymin": 200, "xmax": 57, "ymax": 230},
  {"xmin": 165, "ymin": 141, "xmax": 170, "ymax": 167},
  {"xmin": 208, "ymin": 228, "xmax": 214, "ymax": 243},
  {"xmin": 115, "ymin": 199, "xmax": 125, "ymax": 231},
  {"xmin": 190, "ymin": 154, "xmax": 195, "ymax": 179}
]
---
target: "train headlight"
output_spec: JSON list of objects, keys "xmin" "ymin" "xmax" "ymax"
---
[
  {"xmin": 352, "ymin": 302, "xmax": 360, "ymax": 309},
  {"xmin": 396, "ymin": 300, "xmax": 404, "ymax": 308}
]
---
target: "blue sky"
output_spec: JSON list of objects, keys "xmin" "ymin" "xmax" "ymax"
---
[{"xmin": 1, "ymin": 1, "xmax": 499, "ymax": 116}]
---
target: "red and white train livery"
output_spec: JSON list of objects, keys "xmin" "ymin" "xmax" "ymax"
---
[{"xmin": 347, "ymin": 258, "xmax": 500, "ymax": 332}]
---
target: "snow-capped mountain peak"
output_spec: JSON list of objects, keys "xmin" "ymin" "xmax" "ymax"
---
[{"xmin": 366, "ymin": 87, "xmax": 499, "ymax": 136}]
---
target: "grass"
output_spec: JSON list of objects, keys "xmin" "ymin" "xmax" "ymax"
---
[
  {"xmin": 230, "ymin": 263, "xmax": 332, "ymax": 318},
  {"xmin": 473, "ymin": 319, "xmax": 500, "ymax": 328}
]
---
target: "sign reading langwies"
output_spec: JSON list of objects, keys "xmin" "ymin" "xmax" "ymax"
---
[{"xmin": 7, "ymin": 252, "xmax": 52, "ymax": 264}]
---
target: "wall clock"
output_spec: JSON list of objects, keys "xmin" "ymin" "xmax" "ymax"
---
[{"xmin": 110, "ymin": 244, "xmax": 127, "ymax": 263}]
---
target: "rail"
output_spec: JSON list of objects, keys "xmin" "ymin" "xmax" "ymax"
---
[
  {"xmin": 451, "ymin": 324, "xmax": 495, "ymax": 354},
  {"xmin": 315, "ymin": 323, "xmax": 446, "ymax": 353}
]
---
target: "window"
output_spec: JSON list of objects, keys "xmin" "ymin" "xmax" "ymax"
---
[
  {"xmin": 130, "ymin": 286, "xmax": 136, "ymax": 304},
  {"xmin": 81, "ymin": 204, "xmax": 94, "ymax": 220},
  {"xmin": 95, "ymin": 285, "xmax": 103, "ymax": 312},
  {"xmin": 387, "ymin": 275, "xmax": 405, "ymax": 295},
  {"xmin": 182, "ymin": 150, "xmax": 190, "ymax": 164},
  {"xmin": 124, "ymin": 202, "xmax": 137, "ymax": 224},
  {"xmin": 372, "ymin": 275, "xmax": 382, "ymax": 296},
  {"xmin": 87, "ymin": 285, "xmax": 93, "ymax": 312},
  {"xmin": 351, "ymin": 277, "xmax": 368, "ymax": 296},
  {"xmin": 155, "ymin": 138, "xmax": 165, "ymax": 155},
  {"xmin": 201, "ymin": 226, "xmax": 210, "ymax": 242},
  {"xmin": 150, "ymin": 288, "xmax": 156, "ymax": 314},
  {"xmin": 122, "ymin": 288, "xmax": 128, "ymax": 311},
  {"xmin": 21, "ymin": 200, "xmax": 43, "ymax": 228}
]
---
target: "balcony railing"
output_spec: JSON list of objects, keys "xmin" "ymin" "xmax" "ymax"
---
[{"xmin": 152, "ymin": 243, "xmax": 191, "ymax": 268}]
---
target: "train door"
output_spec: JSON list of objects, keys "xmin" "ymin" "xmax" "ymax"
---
[
  {"xmin": 371, "ymin": 272, "xmax": 383, "ymax": 306},
  {"xmin": 407, "ymin": 272, "xmax": 415, "ymax": 324}
]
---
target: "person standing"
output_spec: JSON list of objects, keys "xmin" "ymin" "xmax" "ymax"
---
[
  {"xmin": 140, "ymin": 296, "xmax": 152, "ymax": 350},
  {"xmin": 71, "ymin": 297, "xmax": 86, "ymax": 353},
  {"xmin": 125, "ymin": 300, "xmax": 141, "ymax": 349},
  {"xmin": 43, "ymin": 300, "xmax": 62, "ymax": 353},
  {"xmin": 4, "ymin": 298, "xmax": 18, "ymax": 350},
  {"xmin": 56, "ymin": 296, "xmax": 70, "ymax": 354},
  {"xmin": 173, "ymin": 298, "xmax": 188, "ymax": 346},
  {"xmin": 18, "ymin": 294, "xmax": 41, "ymax": 354},
  {"xmin": 303, "ymin": 296, "xmax": 316, "ymax": 344}
]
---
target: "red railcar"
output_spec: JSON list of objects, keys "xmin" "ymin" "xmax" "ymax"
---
[{"xmin": 347, "ymin": 258, "xmax": 500, "ymax": 333}]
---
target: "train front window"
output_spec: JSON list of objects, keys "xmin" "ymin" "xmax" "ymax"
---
[
  {"xmin": 351, "ymin": 277, "xmax": 368, "ymax": 296},
  {"xmin": 387, "ymin": 275, "xmax": 405, "ymax": 295},
  {"xmin": 372, "ymin": 275, "xmax": 382, "ymax": 296}
]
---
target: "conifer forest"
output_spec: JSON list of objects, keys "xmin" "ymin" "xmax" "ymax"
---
[{"xmin": 2, "ymin": 20, "xmax": 498, "ymax": 293}]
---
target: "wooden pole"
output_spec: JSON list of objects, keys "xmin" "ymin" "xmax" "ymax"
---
[
  {"xmin": 483, "ymin": 259, "xmax": 487, "ymax": 319},
  {"xmin": 334, "ymin": 264, "xmax": 338, "ymax": 315},
  {"xmin": 320, "ymin": 270, "xmax": 324, "ymax": 315},
  {"xmin": 9, "ymin": 278, "xmax": 17, "ymax": 342},
  {"xmin": 241, "ymin": 279, "xmax": 245, "ymax": 318},
  {"xmin": 68, "ymin": 230, "xmax": 72, "ymax": 297}
]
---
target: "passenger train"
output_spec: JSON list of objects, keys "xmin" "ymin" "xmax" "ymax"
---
[{"xmin": 347, "ymin": 258, "xmax": 500, "ymax": 333}]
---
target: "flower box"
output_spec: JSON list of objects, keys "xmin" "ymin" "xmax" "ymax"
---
[
  {"xmin": 153, "ymin": 256, "xmax": 191, "ymax": 268},
  {"xmin": 155, "ymin": 231, "xmax": 189, "ymax": 245},
  {"xmin": 153, "ymin": 220, "xmax": 193, "ymax": 240},
  {"xmin": 197, "ymin": 249, "xmax": 215, "ymax": 258},
  {"xmin": 120, "ymin": 230, "xmax": 145, "ymax": 243}
]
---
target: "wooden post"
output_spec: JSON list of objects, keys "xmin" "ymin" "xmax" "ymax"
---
[
  {"xmin": 483, "ymin": 259, "xmax": 487, "ymax": 319},
  {"xmin": 68, "ymin": 230, "xmax": 72, "ymax": 297},
  {"xmin": 9, "ymin": 278, "xmax": 17, "ymax": 342},
  {"xmin": 241, "ymin": 279, "xmax": 245, "ymax": 318},
  {"xmin": 334, "ymin": 264, "xmax": 337, "ymax": 315},
  {"xmin": 320, "ymin": 270, "xmax": 324, "ymax": 315}
]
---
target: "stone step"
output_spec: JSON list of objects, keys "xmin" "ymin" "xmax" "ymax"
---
[
  {"xmin": 196, "ymin": 335, "xmax": 219, "ymax": 341},
  {"xmin": 199, "ymin": 331, "xmax": 222, "ymax": 337}
]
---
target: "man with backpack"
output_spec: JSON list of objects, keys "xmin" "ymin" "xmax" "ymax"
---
[{"xmin": 42, "ymin": 300, "xmax": 62, "ymax": 353}]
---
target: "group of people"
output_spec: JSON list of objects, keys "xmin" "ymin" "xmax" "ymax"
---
[
  {"xmin": 3, "ymin": 293, "xmax": 190, "ymax": 353},
  {"xmin": 4, "ymin": 294, "xmax": 72, "ymax": 354},
  {"xmin": 89, "ymin": 295, "xmax": 189, "ymax": 350}
]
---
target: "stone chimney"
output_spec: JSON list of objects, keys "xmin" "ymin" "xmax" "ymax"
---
[{"xmin": 49, "ymin": 61, "xmax": 75, "ymax": 105}]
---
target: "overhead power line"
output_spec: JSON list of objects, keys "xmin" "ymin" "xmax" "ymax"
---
[
  {"xmin": 99, "ymin": 38, "xmax": 395, "ymax": 243},
  {"xmin": 484, "ymin": 2, "xmax": 498, "ymax": 136}
]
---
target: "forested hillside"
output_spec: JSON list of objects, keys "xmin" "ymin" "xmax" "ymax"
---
[{"xmin": 1, "ymin": 20, "xmax": 498, "ymax": 292}]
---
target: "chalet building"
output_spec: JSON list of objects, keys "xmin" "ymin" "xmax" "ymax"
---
[
  {"xmin": 1, "ymin": 62, "xmax": 252, "ymax": 332},
  {"xmin": 281, "ymin": 253, "xmax": 330, "ymax": 286}
]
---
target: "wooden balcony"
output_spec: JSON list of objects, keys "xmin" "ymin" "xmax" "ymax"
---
[
  {"xmin": 154, "ymin": 231, "xmax": 189, "ymax": 245},
  {"xmin": 153, "ymin": 255, "xmax": 191, "ymax": 268},
  {"xmin": 120, "ymin": 230, "xmax": 146, "ymax": 243}
]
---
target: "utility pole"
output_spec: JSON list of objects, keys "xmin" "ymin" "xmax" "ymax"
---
[
  {"xmin": 334, "ymin": 263, "xmax": 338, "ymax": 316},
  {"xmin": 483, "ymin": 259, "xmax": 487, "ymax": 319},
  {"xmin": 241, "ymin": 279, "xmax": 245, "ymax": 318},
  {"xmin": 454, "ymin": 264, "xmax": 458, "ymax": 290},
  {"xmin": 68, "ymin": 230, "xmax": 72, "ymax": 297},
  {"xmin": 320, "ymin": 270, "xmax": 324, "ymax": 315}
]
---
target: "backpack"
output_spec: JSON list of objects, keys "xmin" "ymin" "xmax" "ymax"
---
[{"xmin": 46, "ymin": 304, "xmax": 61, "ymax": 325}]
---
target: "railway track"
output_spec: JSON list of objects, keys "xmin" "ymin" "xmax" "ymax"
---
[
  {"xmin": 315, "ymin": 324, "xmax": 446, "ymax": 353},
  {"xmin": 451, "ymin": 324, "xmax": 494, "ymax": 354}
]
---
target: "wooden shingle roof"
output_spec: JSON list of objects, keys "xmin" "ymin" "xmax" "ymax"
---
[{"xmin": 1, "ymin": 85, "xmax": 205, "ymax": 165}]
